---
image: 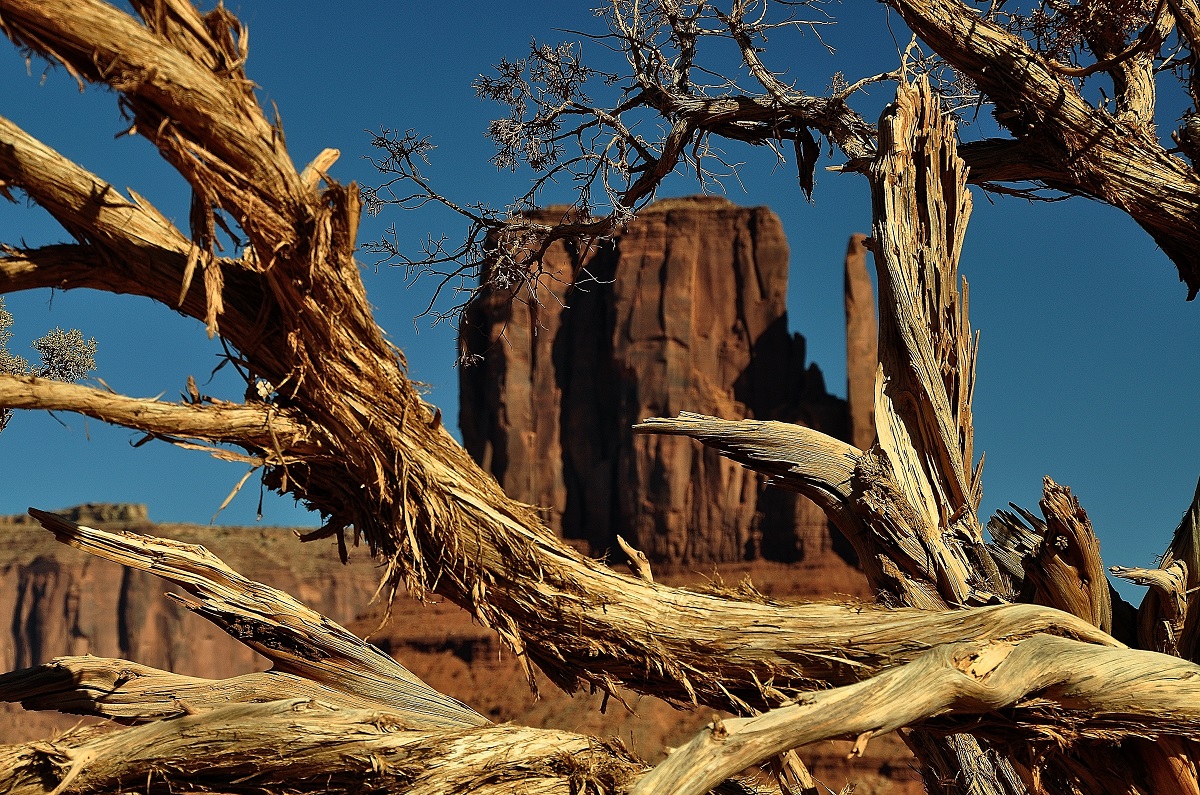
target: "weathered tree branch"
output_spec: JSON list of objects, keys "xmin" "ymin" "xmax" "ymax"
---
[
  {"xmin": 0, "ymin": 114, "xmax": 188, "ymax": 256},
  {"xmin": 887, "ymin": 0, "xmax": 1200, "ymax": 299},
  {"xmin": 0, "ymin": 375, "xmax": 311, "ymax": 455},
  {"xmin": 988, "ymin": 478, "xmax": 1139, "ymax": 646},
  {"xmin": 635, "ymin": 633, "xmax": 1200, "ymax": 795},
  {"xmin": 1169, "ymin": 0, "xmax": 1200, "ymax": 108},
  {"xmin": 25, "ymin": 509, "xmax": 487, "ymax": 729},
  {"xmin": 1119, "ymin": 474, "xmax": 1200, "ymax": 660},
  {"xmin": 0, "ymin": 657, "xmax": 388, "ymax": 723},
  {"xmin": 633, "ymin": 412, "xmax": 863, "ymax": 537},
  {"xmin": 0, "ymin": 699, "xmax": 653, "ymax": 795},
  {"xmin": 1111, "ymin": 563, "xmax": 1188, "ymax": 655},
  {"xmin": 0, "ymin": 113, "xmax": 267, "ymax": 341},
  {"xmin": 0, "ymin": 0, "xmax": 304, "ymax": 241},
  {"xmin": 865, "ymin": 76, "xmax": 998, "ymax": 614},
  {"xmin": 957, "ymin": 138, "xmax": 1071, "ymax": 185},
  {"xmin": 664, "ymin": 75, "xmax": 1009, "ymax": 790}
]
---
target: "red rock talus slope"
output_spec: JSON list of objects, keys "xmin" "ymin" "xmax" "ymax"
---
[{"xmin": 460, "ymin": 196, "xmax": 857, "ymax": 571}]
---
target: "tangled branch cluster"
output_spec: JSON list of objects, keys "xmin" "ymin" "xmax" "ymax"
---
[
  {"xmin": 995, "ymin": 0, "xmax": 1160, "ymax": 69},
  {"xmin": 476, "ymin": 42, "xmax": 616, "ymax": 172},
  {"xmin": 358, "ymin": 0, "xmax": 1200, "ymax": 330},
  {"xmin": 362, "ymin": 1, "xmax": 889, "ymax": 328},
  {"xmin": 359, "ymin": 128, "xmax": 595, "ymax": 329}
]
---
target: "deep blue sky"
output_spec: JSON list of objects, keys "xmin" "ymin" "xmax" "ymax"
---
[{"xmin": 1, "ymin": 2, "xmax": 1197, "ymax": 596}]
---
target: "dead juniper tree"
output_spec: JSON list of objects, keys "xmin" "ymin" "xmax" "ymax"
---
[{"xmin": 2, "ymin": 1, "xmax": 1200, "ymax": 794}]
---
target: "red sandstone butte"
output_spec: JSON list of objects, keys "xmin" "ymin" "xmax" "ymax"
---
[{"xmin": 460, "ymin": 197, "xmax": 861, "ymax": 578}]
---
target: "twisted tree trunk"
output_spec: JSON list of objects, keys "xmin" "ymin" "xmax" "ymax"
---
[
  {"xmin": 0, "ymin": 513, "xmax": 657, "ymax": 795},
  {"xmin": 1, "ymin": 2, "xmax": 1200, "ymax": 793}
]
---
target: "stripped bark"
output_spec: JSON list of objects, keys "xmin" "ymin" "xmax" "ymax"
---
[
  {"xmin": 637, "ymin": 78, "xmax": 1200, "ymax": 793},
  {"xmin": 888, "ymin": 0, "xmax": 1200, "ymax": 299},
  {"xmin": 2, "ymin": 2, "xmax": 1200, "ymax": 793},
  {"xmin": 0, "ymin": 376, "xmax": 312, "ymax": 457}
]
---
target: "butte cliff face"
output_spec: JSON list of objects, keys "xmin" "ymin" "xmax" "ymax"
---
[{"xmin": 460, "ymin": 197, "xmax": 858, "ymax": 570}]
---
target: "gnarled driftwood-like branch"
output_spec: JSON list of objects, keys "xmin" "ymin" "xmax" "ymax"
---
[
  {"xmin": 4, "ymin": 3, "xmax": 1200, "ymax": 793},
  {"xmin": 24, "ymin": 509, "xmax": 486, "ymax": 729}
]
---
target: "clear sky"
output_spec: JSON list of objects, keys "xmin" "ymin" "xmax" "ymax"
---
[{"xmin": 1, "ymin": 2, "xmax": 1197, "ymax": 598}]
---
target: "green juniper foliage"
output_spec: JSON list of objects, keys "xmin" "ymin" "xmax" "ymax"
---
[
  {"xmin": 0, "ymin": 297, "xmax": 97, "ymax": 432},
  {"xmin": 0, "ymin": 297, "xmax": 28, "ymax": 378}
]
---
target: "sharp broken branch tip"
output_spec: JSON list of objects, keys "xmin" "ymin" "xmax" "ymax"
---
[
  {"xmin": 616, "ymin": 534, "xmax": 654, "ymax": 582},
  {"xmin": 849, "ymin": 730, "xmax": 872, "ymax": 758},
  {"xmin": 300, "ymin": 148, "xmax": 341, "ymax": 190}
]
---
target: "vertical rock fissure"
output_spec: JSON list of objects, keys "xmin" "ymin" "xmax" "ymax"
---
[{"xmin": 556, "ymin": 242, "xmax": 622, "ymax": 554}]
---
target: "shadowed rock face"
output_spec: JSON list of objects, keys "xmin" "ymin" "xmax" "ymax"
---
[{"xmin": 460, "ymin": 197, "xmax": 858, "ymax": 571}]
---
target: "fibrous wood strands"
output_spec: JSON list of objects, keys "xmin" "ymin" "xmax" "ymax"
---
[{"xmin": 2, "ymin": 2, "xmax": 1200, "ymax": 794}]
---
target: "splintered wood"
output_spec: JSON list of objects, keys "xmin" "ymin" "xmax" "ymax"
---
[
  {"xmin": 3, "ymin": 0, "xmax": 1200, "ymax": 791},
  {"xmin": 633, "ymin": 78, "xmax": 1200, "ymax": 794}
]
